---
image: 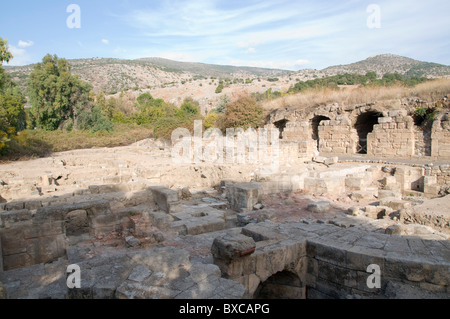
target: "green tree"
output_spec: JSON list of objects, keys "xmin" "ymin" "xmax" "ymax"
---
[
  {"xmin": 0, "ymin": 36, "xmax": 27, "ymax": 154},
  {"xmin": 177, "ymin": 97, "xmax": 200, "ymax": 118},
  {"xmin": 0, "ymin": 37, "xmax": 13, "ymax": 64},
  {"xmin": 76, "ymin": 105, "xmax": 114, "ymax": 133},
  {"xmin": 27, "ymin": 54, "xmax": 92, "ymax": 130}
]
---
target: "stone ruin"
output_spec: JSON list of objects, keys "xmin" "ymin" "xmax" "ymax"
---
[{"xmin": 0, "ymin": 98, "xmax": 449, "ymax": 299}]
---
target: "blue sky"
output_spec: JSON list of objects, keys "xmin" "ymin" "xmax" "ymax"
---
[{"xmin": 1, "ymin": 0, "xmax": 449, "ymax": 70}]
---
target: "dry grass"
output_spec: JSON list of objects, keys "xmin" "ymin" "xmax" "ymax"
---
[
  {"xmin": 0, "ymin": 123, "xmax": 154, "ymax": 162},
  {"xmin": 262, "ymin": 78, "xmax": 450, "ymax": 113}
]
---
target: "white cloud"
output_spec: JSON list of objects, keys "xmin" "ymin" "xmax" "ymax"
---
[
  {"xmin": 237, "ymin": 40, "xmax": 261, "ymax": 48},
  {"xmin": 4, "ymin": 45, "xmax": 32, "ymax": 66},
  {"xmin": 101, "ymin": 39, "xmax": 109, "ymax": 45},
  {"xmin": 245, "ymin": 48, "xmax": 256, "ymax": 54},
  {"xmin": 18, "ymin": 40, "xmax": 34, "ymax": 48}
]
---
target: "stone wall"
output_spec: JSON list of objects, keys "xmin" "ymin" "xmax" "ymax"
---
[
  {"xmin": 213, "ymin": 221, "xmax": 449, "ymax": 299},
  {"xmin": 268, "ymin": 100, "xmax": 450, "ymax": 160},
  {"xmin": 367, "ymin": 111, "xmax": 415, "ymax": 157},
  {"xmin": 0, "ymin": 200, "xmax": 134, "ymax": 271},
  {"xmin": 282, "ymin": 121, "xmax": 310, "ymax": 140},
  {"xmin": 318, "ymin": 118, "xmax": 357, "ymax": 154},
  {"xmin": 431, "ymin": 113, "xmax": 450, "ymax": 159}
]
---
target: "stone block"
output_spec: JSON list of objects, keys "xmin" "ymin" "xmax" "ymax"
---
[
  {"xmin": 378, "ymin": 117, "xmax": 392, "ymax": 124},
  {"xmin": 24, "ymin": 221, "xmax": 65, "ymax": 239},
  {"xmin": 307, "ymin": 201, "xmax": 331, "ymax": 214},
  {"xmin": 0, "ymin": 210, "xmax": 32, "ymax": 228},
  {"xmin": 379, "ymin": 197, "xmax": 411, "ymax": 210},
  {"xmin": 350, "ymin": 189, "xmax": 378, "ymax": 202},
  {"xmin": 228, "ymin": 182, "xmax": 263, "ymax": 212},
  {"xmin": 345, "ymin": 177, "xmax": 366, "ymax": 192},
  {"xmin": 147, "ymin": 211, "xmax": 173, "ymax": 230},
  {"xmin": 324, "ymin": 157, "xmax": 339, "ymax": 166},
  {"xmin": 211, "ymin": 232, "xmax": 256, "ymax": 262},
  {"xmin": 150, "ymin": 186, "xmax": 179, "ymax": 213},
  {"xmin": 4, "ymin": 202, "xmax": 24, "ymax": 211},
  {"xmin": 378, "ymin": 190, "xmax": 402, "ymax": 200},
  {"xmin": 304, "ymin": 177, "xmax": 345, "ymax": 195}
]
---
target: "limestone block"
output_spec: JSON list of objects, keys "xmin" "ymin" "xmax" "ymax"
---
[
  {"xmin": 350, "ymin": 188, "xmax": 378, "ymax": 202},
  {"xmin": 149, "ymin": 186, "xmax": 179, "ymax": 213},
  {"xmin": 147, "ymin": 211, "xmax": 173, "ymax": 230},
  {"xmin": 228, "ymin": 182, "xmax": 263, "ymax": 212},
  {"xmin": 0, "ymin": 210, "xmax": 32, "ymax": 228},
  {"xmin": 26, "ymin": 234, "xmax": 66, "ymax": 265},
  {"xmin": 379, "ymin": 197, "xmax": 411, "ymax": 211},
  {"xmin": 378, "ymin": 189, "xmax": 402, "ymax": 200},
  {"xmin": 304, "ymin": 177, "xmax": 345, "ymax": 195},
  {"xmin": 378, "ymin": 117, "xmax": 392, "ymax": 124},
  {"xmin": 211, "ymin": 233, "xmax": 256, "ymax": 262},
  {"xmin": 307, "ymin": 201, "xmax": 331, "ymax": 214},
  {"xmin": 4, "ymin": 202, "xmax": 24, "ymax": 211},
  {"xmin": 90, "ymin": 213, "xmax": 132, "ymax": 236},
  {"xmin": 345, "ymin": 177, "xmax": 366, "ymax": 192}
]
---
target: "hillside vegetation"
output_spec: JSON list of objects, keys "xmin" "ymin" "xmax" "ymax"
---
[{"xmin": 1, "ymin": 42, "xmax": 450, "ymax": 162}]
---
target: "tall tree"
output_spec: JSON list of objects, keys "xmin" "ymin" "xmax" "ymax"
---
[
  {"xmin": 0, "ymin": 36, "xmax": 27, "ymax": 153},
  {"xmin": 0, "ymin": 37, "xmax": 13, "ymax": 64},
  {"xmin": 27, "ymin": 54, "xmax": 92, "ymax": 130}
]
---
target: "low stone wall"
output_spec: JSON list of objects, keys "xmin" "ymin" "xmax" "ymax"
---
[
  {"xmin": 0, "ymin": 200, "xmax": 133, "ymax": 271},
  {"xmin": 212, "ymin": 222, "xmax": 449, "ymax": 299}
]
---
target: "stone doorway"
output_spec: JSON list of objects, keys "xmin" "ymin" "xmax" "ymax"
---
[
  {"xmin": 355, "ymin": 111, "xmax": 382, "ymax": 154},
  {"xmin": 311, "ymin": 116, "xmax": 330, "ymax": 151}
]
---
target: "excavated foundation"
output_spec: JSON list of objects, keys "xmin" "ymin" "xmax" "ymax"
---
[{"xmin": 0, "ymin": 139, "xmax": 449, "ymax": 299}]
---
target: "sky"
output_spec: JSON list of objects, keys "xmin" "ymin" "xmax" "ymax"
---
[{"xmin": 1, "ymin": 0, "xmax": 450, "ymax": 70}]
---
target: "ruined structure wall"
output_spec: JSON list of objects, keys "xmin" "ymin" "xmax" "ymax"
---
[
  {"xmin": 0, "ymin": 200, "xmax": 135, "ymax": 271},
  {"xmin": 367, "ymin": 113, "xmax": 415, "ymax": 157},
  {"xmin": 431, "ymin": 115, "xmax": 450, "ymax": 159},
  {"xmin": 282, "ymin": 122, "xmax": 310, "ymax": 140},
  {"xmin": 214, "ymin": 222, "xmax": 449, "ymax": 299},
  {"xmin": 0, "ymin": 217, "xmax": 66, "ymax": 271},
  {"xmin": 318, "ymin": 121, "xmax": 357, "ymax": 154}
]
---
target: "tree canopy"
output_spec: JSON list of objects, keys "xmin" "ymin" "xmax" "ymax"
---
[
  {"xmin": 27, "ymin": 54, "xmax": 92, "ymax": 130},
  {"xmin": 0, "ymin": 36, "xmax": 27, "ymax": 153}
]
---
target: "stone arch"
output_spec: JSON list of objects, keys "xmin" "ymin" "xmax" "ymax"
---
[
  {"xmin": 310, "ymin": 115, "xmax": 331, "ymax": 150},
  {"xmin": 253, "ymin": 270, "xmax": 303, "ymax": 299},
  {"xmin": 354, "ymin": 111, "xmax": 382, "ymax": 154}
]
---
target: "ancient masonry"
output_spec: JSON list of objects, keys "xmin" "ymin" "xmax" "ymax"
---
[{"xmin": 0, "ymin": 98, "xmax": 449, "ymax": 299}]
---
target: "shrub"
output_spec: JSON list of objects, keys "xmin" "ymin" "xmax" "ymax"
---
[
  {"xmin": 220, "ymin": 96, "xmax": 264, "ymax": 131},
  {"xmin": 76, "ymin": 106, "xmax": 114, "ymax": 133},
  {"xmin": 177, "ymin": 97, "xmax": 200, "ymax": 118},
  {"xmin": 215, "ymin": 84, "xmax": 224, "ymax": 94},
  {"xmin": 204, "ymin": 112, "xmax": 220, "ymax": 129}
]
